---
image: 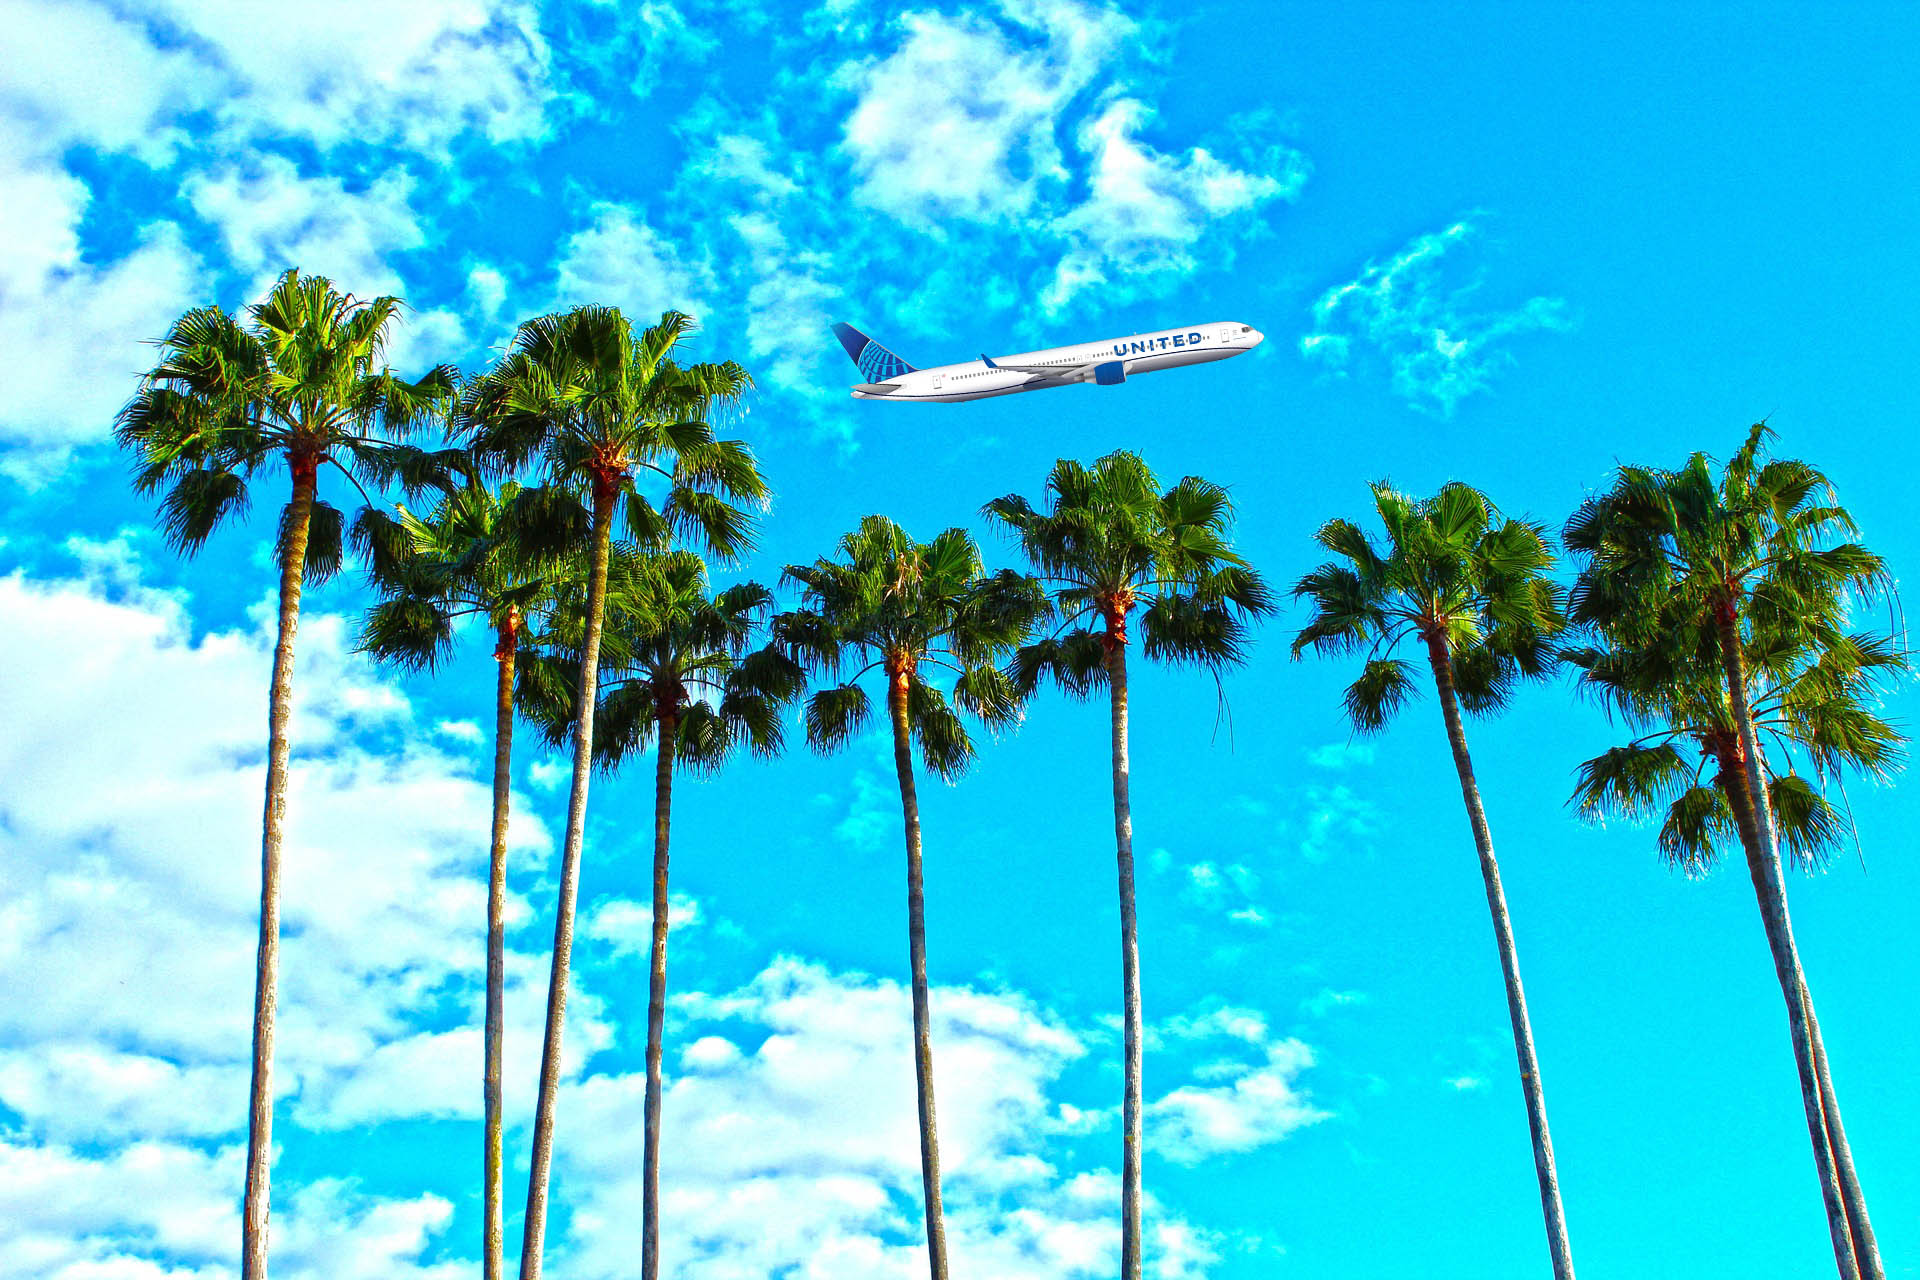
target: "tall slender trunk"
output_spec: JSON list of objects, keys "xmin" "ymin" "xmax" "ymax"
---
[
  {"xmin": 1808, "ymin": 1006, "xmax": 1881, "ymax": 1280},
  {"xmin": 640, "ymin": 707, "xmax": 677, "ymax": 1280},
  {"xmin": 888, "ymin": 665, "xmax": 949, "ymax": 1280},
  {"xmin": 1425, "ymin": 637, "xmax": 1575, "ymax": 1280},
  {"xmin": 1715, "ymin": 609, "xmax": 1862, "ymax": 1280},
  {"xmin": 483, "ymin": 615, "xmax": 519, "ymax": 1280},
  {"xmin": 1721, "ymin": 761, "xmax": 1880, "ymax": 1278},
  {"xmin": 1107, "ymin": 625, "xmax": 1143, "ymax": 1280},
  {"xmin": 241, "ymin": 464, "xmax": 317, "ymax": 1280},
  {"xmin": 1731, "ymin": 714, "xmax": 1881, "ymax": 1280},
  {"xmin": 519, "ymin": 488, "xmax": 617, "ymax": 1280}
]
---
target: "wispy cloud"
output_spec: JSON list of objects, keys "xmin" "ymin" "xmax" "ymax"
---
[
  {"xmin": 1149, "ymin": 1039, "xmax": 1329, "ymax": 1164},
  {"xmin": 1302, "ymin": 988, "xmax": 1368, "ymax": 1018},
  {"xmin": 1301, "ymin": 219, "xmax": 1572, "ymax": 415},
  {"xmin": 1307, "ymin": 741, "xmax": 1375, "ymax": 770},
  {"xmin": 1298, "ymin": 782, "xmax": 1379, "ymax": 863}
]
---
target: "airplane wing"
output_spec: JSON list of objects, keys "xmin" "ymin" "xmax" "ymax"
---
[{"xmin": 990, "ymin": 358, "xmax": 1124, "ymax": 382}]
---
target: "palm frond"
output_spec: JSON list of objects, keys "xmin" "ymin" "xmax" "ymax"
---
[{"xmin": 1343, "ymin": 659, "xmax": 1419, "ymax": 734}]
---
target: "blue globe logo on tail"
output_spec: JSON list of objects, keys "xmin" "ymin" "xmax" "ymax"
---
[{"xmin": 833, "ymin": 323, "xmax": 915, "ymax": 383}]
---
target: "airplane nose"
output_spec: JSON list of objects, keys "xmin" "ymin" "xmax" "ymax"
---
[{"xmin": 1247, "ymin": 329, "xmax": 1265, "ymax": 348}]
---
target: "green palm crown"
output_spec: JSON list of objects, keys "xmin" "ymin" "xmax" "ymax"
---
[
  {"xmin": 984, "ymin": 450, "xmax": 1273, "ymax": 694},
  {"xmin": 354, "ymin": 470, "xmax": 570, "ymax": 669},
  {"xmin": 115, "ymin": 268, "xmax": 458, "ymax": 579},
  {"xmin": 1564, "ymin": 424, "xmax": 1907, "ymax": 869},
  {"xmin": 518, "ymin": 548, "xmax": 802, "ymax": 775},
  {"xmin": 780, "ymin": 515, "xmax": 1048, "ymax": 778},
  {"xmin": 1292, "ymin": 480, "xmax": 1564, "ymax": 730},
  {"xmin": 457, "ymin": 306, "xmax": 764, "ymax": 561}
]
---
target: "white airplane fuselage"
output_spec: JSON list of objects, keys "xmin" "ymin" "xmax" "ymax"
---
[{"xmin": 844, "ymin": 321, "xmax": 1265, "ymax": 403}]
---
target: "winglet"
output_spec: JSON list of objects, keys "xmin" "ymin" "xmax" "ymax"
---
[{"xmin": 981, "ymin": 353, "xmax": 998, "ymax": 368}]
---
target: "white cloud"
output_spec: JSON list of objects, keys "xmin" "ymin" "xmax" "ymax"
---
[
  {"xmin": 1301, "ymin": 988, "xmax": 1368, "ymax": 1018},
  {"xmin": 0, "ymin": 1139, "xmax": 468, "ymax": 1280},
  {"xmin": 838, "ymin": 3, "xmax": 1132, "ymax": 225},
  {"xmin": 467, "ymin": 263, "xmax": 510, "ymax": 318},
  {"xmin": 834, "ymin": 3, "xmax": 1303, "ymax": 316},
  {"xmin": 582, "ymin": 891, "xmax": 702, "ymax": 958},
  {"xmin": 553, "ymin": 957, "xmax": 1246, "ymax": 1280},
  {"xmin": 0, "ymin": 127, "xmax": 201, "ymax": 480},
  {"xmin": 146, "ymin": 0, "xmax": 557, "ymax": 154},
  {"xmin": 1044, "ymin": 98, "xmax": 1306, "ymax": 312},
  {"xmin": 1307, "ymin": 741, "xmax": 1375, "ymax": 769},
  {"xmin": 1301, "ymin": 219, "xmax": 1573, "ymax": 415},
  {"xmin": 0, "ymin": 552, "xmax": 599, "ymax": 1274},
  {"xmin": 831, "ymin": 770, "xmax": 896, "ymax": 852},
  {"xmin": 1178, "ymin": 859, "xmax": 1268, "ymax": 926},
  {"xmin": 1297, "ymin": 782, "xmax": 1378, "ymax": 863},
  {"xmin": 0, "ymin": 0, "xmax": 211, "ymax": 161},
  {"xmin": 1148, "ymin": 1040, "xmax": 1328, "ymax": 1165},
  {"xmin": 730, "ymin": 211, "xmax": 840, "ymax": 395},
  {"xmin": 184, "ymin": 157, "xmax": 425, "ymax": 297},
  {"xmin": 1154, "ymin": 1006, "xmax": 1271, "ymax": 1048},
  {"xmin": 0, "ymin": 1044, "xmax": 243, "ymax": 1144},
  {"xmin": 1445, "ymin": 1074, "xmax": 1490, "ymax": 1092},
  {"xmin": 551, "ymin": 201, "xmax": 713, "ymax": 323},
  {"xmin": 435, "ymin": 718, "xmax": 484, "ymax": 744}
]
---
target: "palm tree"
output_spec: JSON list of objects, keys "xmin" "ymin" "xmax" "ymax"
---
[
  {"xmin": 1292, "ymin": 480, "xmax": 1576, "ymax": 1280},
  {"xmin": 516, "ymin": 548, "xmax": 800, "ymax": 1280},
  {"xmin": 982, "ymin": 451, "xmax": 1272, "ymax": 1280},
  {"xmin": 352, "ymin": 473, "xmax": 571, "ymax": 1280},
  {"xmin": 779, "ymin": 516, "xmax": 1046, "ymax": 1280},
  {"xmin": 114, "ymin": 269, "xmax": 453, "ymax": 1280},
  {"xmin": 1564, "ymin": 425, "xmax": 1894, "ymax": 1280},
  {"xmin": 458, "ymin": 306, "xmax": 762, "ymax": 1280}
]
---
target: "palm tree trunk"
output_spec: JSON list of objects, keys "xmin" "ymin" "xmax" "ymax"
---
[
  {"xmin": 484, "ymin": 617, "xmax": 518, "ymax": 1280},
  {"xmin": 519, "ymin": 489, "xmax": 617, "ymax": 1280},
  {"xmin": 1808, "ymin": 1004, "xmax": 1881, "ymax": 1280},
  {"xmin": 1721, "ymin": 698, "xmax": 1881, "ymax": 1280},
  {"xmin": 641, "ymin": 708, "xmax": 677, "ymax": 1280},
  {"xmin": 1107, "ymin": 633, "xmax": 1144, "ymax": 1280},
  {"xmin": 241, "ymin": 463, "xmax": 316, "ymax": 1280},
  {"xmin": 888, "ymin": 665, "xmax": 949, "ymax": 1280},
  {"xmin": 1721, "ymin": 765, "xmax": 1877, "ymax": 1276},
  {"xmin": 1425, "ymin": 638, "xmax": 1575, "ymax": 1280},
  {"xmin": 1716, "ymin": 609, "xmax": 1862, "ymax": 1280}
]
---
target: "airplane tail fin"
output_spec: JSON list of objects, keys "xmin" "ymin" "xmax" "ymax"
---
[{"xmin": 832, "ymin": 322, "xmax": 916, "ymax": 382}]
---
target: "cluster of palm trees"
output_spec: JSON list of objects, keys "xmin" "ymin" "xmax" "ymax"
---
[
  {"xmin": 114, "ymin": 269, "xmax": 1900, "ymax": 1280},
  {"xmin": 1293, "ymin": 438, "xmax": 1902, "ymax": 1280}
]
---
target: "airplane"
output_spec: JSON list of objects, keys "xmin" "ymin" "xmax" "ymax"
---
[{"xmin": 831, "ymin": 320, "xmax": 1265, "ymax": 403}]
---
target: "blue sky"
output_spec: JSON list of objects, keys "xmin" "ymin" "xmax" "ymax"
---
[{"xmin": 2, "ymin": 2, "xmax": 1917, "ymax": 1277}]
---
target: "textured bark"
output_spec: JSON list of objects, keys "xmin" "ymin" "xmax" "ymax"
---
[
  {"xmin": 1107, "ymin": 624, "xmax": 1144, "ymax": 1280},
  {"xmin": 1809, "ymin": 1003, "xmax": 1882, "ymax": 1280},
  {"xmin": 1716, "ymin": 610, "xmax": 1861, "ymax": 1280},
  {"xmin": 641, "ymin": 708, "xmax": 677, "ymax": 1280},
  {"xmin": 241, "ymin": 464, "xmax": 316, "ymax": 1280},
  {"xmin": 889, "ymin": 665, "xmax": 949, "ymax": 1280},
  {"xmin": 519, "ymin": 488, "xmax": 617, "ymax": 1280},
  {"xmin": 1426, "ymin": 637, "xmax": 1576, "ymax": 1280},
  {"xmin": 483, "ymin": 617, "xmax": 518, "ymax": 1280}
]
